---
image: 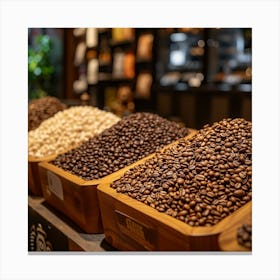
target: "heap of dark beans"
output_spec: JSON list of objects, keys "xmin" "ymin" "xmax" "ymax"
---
[
  {"xmin": 237, "ymin": 224, "xmax": 252, "ymax": 249},
  {"xmin": 52, "ymin": 113, "xmax": 189, "ymax": 180},
  {"xmin": 111, "ymin": 118, "xmax": 252, "ymax": 227},
  {"xmin": 28, "ymin": 96, "xmax": 66, "ymax": 131}
]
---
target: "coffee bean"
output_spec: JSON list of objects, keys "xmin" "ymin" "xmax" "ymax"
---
[
  {"xmin": 239, "ymin": 172, "xmax": 247, "ymax": 179},
  {"xmin": 233, "ymin": 190, "xmax": 245, "ymax": 197},
  {"xmin": 183, "ymin": 204, "xmax": 190, "ymax": 210},
  {"xmin": 53, "ymin": 113, "xmax": 189, "ymax": 180},
  {"xmin": 177, "ymin": 178, "xmax": 184, "ymax": 184},
  {"xmin": 200, "ymin": 190, "xmax": 207, "ymax": 196},
  {"xmin": 190, "ymin": 200, "xmax": 196, "ymax": 207},
  {"xmin": 179, "ymin": 188, "xmax": 186, "ymax": 197},
  {"xmin": 112, "ymin": 118, "xmax": 252, "ymax": 227},
  {"xmin": 237, "ymin": 224, "xmax": 252, "ymax": 249},
  {"xmin": 178, "ymin": 210, "xmax": 187, "ymax": 216},
  {"xmin": 28, "ymin": 96, "xmax": 66, "ymax": 131},
  {"xmin": 235, "ymin": 183, "xmax": 242, "ymax": 189},
  {"xmin": 195, "ymin": 174, "xmax": 205, "ymax": 181},
  {"xmin": 235, "ymin": 176, "xmax": 243, "ymax": 183},
  {"xmin": 211, "ymin": 209, "xmax": 221, "ymax": 216},
  {"xmin": 216, "ymin": 205, "xmax": 223, "ymax": 213},
  {"xmin": 207, "ymin": 192, "xmax": 215, "ymax": 198},
  {"xmin": 226, "ymin": 201, "xmax": 232, "ymax": 207},
  {"xmin": 198, "ymin": 218, "xmax": 206, "ymax": 225},
  {"xmin": 202, "ymin": 209, "xmax": 210, "ymax": 216},
  {"xmin": 190, "ymin": 216, "xmax": 197, "ymax": 221}
]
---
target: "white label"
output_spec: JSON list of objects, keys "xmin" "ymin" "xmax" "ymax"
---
[{"xmin": 47, "ymin": 171, "xmax": 64, "ymax": 200}]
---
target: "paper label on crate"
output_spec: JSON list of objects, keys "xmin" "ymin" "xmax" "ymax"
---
[
  {"xmin": 47, "ymin": 171, "xmax": 64, "ymax": 200},
  {"xmin": 115, "ymin": 210, "xmax": 156, "ymax": 250}
]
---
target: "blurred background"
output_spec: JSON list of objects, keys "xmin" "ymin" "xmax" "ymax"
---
[{"xmin": 28, "ymin": 28, "xmax": 252, "ymax": 129}]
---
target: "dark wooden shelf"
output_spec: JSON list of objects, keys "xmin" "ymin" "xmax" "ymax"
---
[
  {"xmin": 99, "ymin": 62, "xmax": 111, "ymax": 67},
  {"xmin": 135, "ymin": 59, "xmax": 153, "ymax": 65},
  {"xmin": 98, "ymin": 77, "xmax": 134, "ymax": 84},
  {"xmin": 98, "ymin": 29, "xmax": 110, "ymax": 35},
  {"xmin": 65, "ymin": 28, "xmax": 251, "ymax": 126},
  {"xmin": 112, "ymin": 77, "xmax": 134, "ymax": 83},
  {"xmin": 110, "ymin": 39, "xmax": 134, "ymax": 48}
]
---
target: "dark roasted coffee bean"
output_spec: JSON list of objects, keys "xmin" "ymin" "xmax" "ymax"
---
[
  {"xmin": 53, "ymin": 113, "xmax": 189, "ymax": 180},
  {"xmin": 202, "ymin": 209, "xmax": 210, "ymax": 216}
]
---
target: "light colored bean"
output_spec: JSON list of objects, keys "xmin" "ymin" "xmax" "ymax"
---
[{"xmin": 28, "ymin": 106, "xmax": 120, "ymax": 158}]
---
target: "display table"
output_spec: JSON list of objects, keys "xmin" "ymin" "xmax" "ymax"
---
[{"xmin": 28, "ymin": 196, "xmax": 115, "ymax": 252}]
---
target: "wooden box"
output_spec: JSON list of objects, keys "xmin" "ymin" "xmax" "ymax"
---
[
  {"xmin": 29, "ymin": 145, "xmax": 79, "ymax": 196},
  {"xmin": 29, "ymin": 155, "xmax": 57, "ymax": 196},
  {"xmin": 97, "ymin": 182, "xmax": 251, "ymax": 251},
  {"xmin": 38, "ymin": 129, "xmax": 197, "ymax": 234},
  {"xmin": 97, "ymin": 130, "xmax": 252, "ymax": 251}
]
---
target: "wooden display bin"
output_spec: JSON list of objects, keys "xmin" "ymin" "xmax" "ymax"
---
[
  {"xmin": 97, "ymin": 129, "xmax": 252, "ymax": 251},
  {"xmin": 29, "ymin": 145, "xmax": 79, "ymax": 196},
  {"xmin": 97, "ymin": 182, "xmax": 252, "ymax": 251},
  {"xmin": 38, "ymin": 129, "xmax": 197, "ymax": 234},
  {"xmin": 38, "ymin": 162, "xmax": 116, "ymax": 234},
  {"xmin": 29, "ymin": 155, "xmax": 57, "ymax": 196}
]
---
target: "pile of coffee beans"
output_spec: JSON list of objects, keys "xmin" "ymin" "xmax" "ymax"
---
[
  {"xmin": 237, "ymin": 224, "xmax": 252, "ymax": 249},
  {"xmin": 52, "ymin": 113, "xmax": 189, "ymax": 180},
  {"xmin": 28, "ymin": 96, "xmax": 67, "ymax": 131},
  {"xmin": 111, "ymin": 118, "xmax": 252, "ymax": 227},
  {"xmin": 29, "ymin": 106, "xmax": 120, "ymax": 158}
]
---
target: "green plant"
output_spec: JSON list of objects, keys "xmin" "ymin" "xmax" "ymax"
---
[{"xmin": 28, "ymin": 34, "xmax": 54, "ymax": 100}]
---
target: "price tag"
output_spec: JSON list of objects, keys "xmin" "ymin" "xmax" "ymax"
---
[
  {"xmin": 47, "ymin": 171, "xmax": 63, "ymax": 200},
  {"xmin": 115, "ymin": 210, "xmax": 156, "ymax": 250}
]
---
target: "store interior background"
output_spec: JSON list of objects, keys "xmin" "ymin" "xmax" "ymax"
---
[{"xmin": 28, "ymin": 28, "xmax": 252, "ymax": 129}]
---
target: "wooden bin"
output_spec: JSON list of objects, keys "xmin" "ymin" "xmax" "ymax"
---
[
  {"xmin": 97, "ymin": 130, "xmax": 252, "ymax": 251},
  {"xmin": 29, "ymin": 145, "xmax": 79, "ymax": 196},
  {"xmin": 38, "ymin": 129, "xmax": 197, "ymax": 234},
  {"xmin": 97, "ymin": 183, "xmax": 252, "ymax": 251},
  {"xmin": 29, "ymin": 155, "xmax": 57, "ymax": 196}
]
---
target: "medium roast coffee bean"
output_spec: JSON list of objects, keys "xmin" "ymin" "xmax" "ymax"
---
[
  {"xmin": 111, "ymin": 118, "xmax": 252, "ymax": 227},
  {"xmin": 237, "ymin": 224, "xmax": 252, "ymax": 249}
]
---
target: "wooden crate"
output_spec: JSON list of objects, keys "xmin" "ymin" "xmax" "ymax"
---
[
  {"xmin": 38, "ymin": 129, "xmax": 197, "ymax": 234},
  {"xmin": 29, "ymin": 155, "xmax": 57, "ymax": 196},
  {"xmin": 97, "ymin": 130, "xmax": 252, "ymax": 251},
  {"xmin": 29, "ymin": 144, "xmax": 81, "ymax": 196},
  {"xmin": 97, "ymin": 181, "xmax": 252, "ymax": 251}
]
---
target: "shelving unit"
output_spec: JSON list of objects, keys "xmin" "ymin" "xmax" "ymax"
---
[{"xmin": 65, "ymin": 28, "xmax": 251, "ymax": 127}]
